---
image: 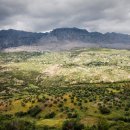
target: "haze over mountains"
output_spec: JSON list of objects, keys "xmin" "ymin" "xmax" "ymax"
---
[{"xmin": 0, "ymin": 27, "xmax": 130, "ymax": 51}]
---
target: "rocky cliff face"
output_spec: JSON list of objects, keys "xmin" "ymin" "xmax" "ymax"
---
[
  {"xmin": 0, "ymin": 27, "xmax": 130, "ymax": 50},
  {"xmin": 0, "ymin": 29, "xmax": 45, "ymax": 49}
]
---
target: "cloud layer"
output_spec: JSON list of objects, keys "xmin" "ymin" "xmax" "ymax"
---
[{"xmin": 0, "ymin": 0, "xmax": 130, "ymax": 34}]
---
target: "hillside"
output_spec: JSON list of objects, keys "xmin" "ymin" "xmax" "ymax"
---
[{"xmin": 0, "ymin": 48, "xmax": 130, "ymax": 129}]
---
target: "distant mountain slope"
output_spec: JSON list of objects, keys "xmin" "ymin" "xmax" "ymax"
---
[
  {"xmin": 48, "ymin": 28, "xmax": 130, "ymax": 43},
  {"xmin": 0, "ymin": 27, "xmax": 130, "ymax": 50},
  {"xmin": 0, "ymin": 29, "xmax": 45, "ymax": 49}
]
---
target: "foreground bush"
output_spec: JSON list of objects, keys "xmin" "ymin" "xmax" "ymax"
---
[
  {"xmin": 0, "ymin": 119, "xmax": 35, "ymax": 130},
  {"xmin": 27, "ymin": 105, "xmax": 42, "ymax": 117},
  {"xmin": 44, "ymin": 112, "xmax": 56, "ymax": 119},
  {"xmin": 99, "ymin": 106, "xmax": 111, "ymax": 114},
  {"xmin": 62, "ymin": 120, "xmax": 84, "ymax": 130}
]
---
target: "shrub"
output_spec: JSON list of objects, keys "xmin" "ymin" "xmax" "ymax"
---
[
  {"xmin": 63, "ymin": 98, "xmax": 67, "ymax": 102},
  {"xmin": 84, "ymin": 100, "xmax": 88, "ymax": 103},
  {"xmin": 37, "ymin": 125, "xmax": 56, "ymax": 130},
  {"xmin": 58, "ymin": 103, "xmax": 63, "ymax": 108},
  {"xmin": 0, "ymin": 119, "xmax": 35, "ymax": 130},
  {"xmin": 99, "ymin": 106, "xmax": 111, "ymax": 114},
  {"xmin": 67, "ymin": 113, "xmax": 78, "ymax": 118},
  {"xmin": 97, "ymin": 118, "xmax": 110, "ymax": 130},
  {"xmin": 124, "ymin": 107, "xmax": 129, "ymax": 111},
  {"xmin": 15, "ymin": 111, "xmax": 27, "ymax": 117},
  {"xmin": 62, "ymin": 120, "xmax": 84, "ymax": 130},
  {"xmin": 27, "ymin": 105, "xmax": 42, "ymax": 117},
  {"xmin": 44, "ymin": 112, "xmax": 56, "ymax": 119}
]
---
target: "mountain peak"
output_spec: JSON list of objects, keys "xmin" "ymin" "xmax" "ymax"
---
[
  {"xmin": 0, "ymin": 27, "xmax": 130, "ymax": 50},
  {"xmin": 51, "ymin": 27, "xmax": 88, "ymax": 33}
]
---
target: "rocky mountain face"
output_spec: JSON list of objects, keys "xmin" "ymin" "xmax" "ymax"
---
[
  {"xmin": 0, "ymin": 29, "xmax": 45, "ymax": 49},
  {"xmin": 0, "ymin": 27, "xmax": 130, "ymax": 50},
  {"xmin": 48, "ymin": 28, "xmax": 130, "ymax": 44}
]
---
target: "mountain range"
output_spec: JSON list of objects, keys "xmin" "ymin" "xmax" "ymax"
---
[{"xmin": 0, "ymin": 27, "xmax": 130, "ymax": 51}]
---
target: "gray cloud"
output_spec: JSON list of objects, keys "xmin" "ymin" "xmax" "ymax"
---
[{"xmin": 0, "ymin": 0, "xmax": 130, "ymax": 34}]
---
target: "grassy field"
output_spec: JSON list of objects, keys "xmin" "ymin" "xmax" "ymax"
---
[{"xmin": 0, "ymin": 48, "xmax": 130, "ymax": 130}]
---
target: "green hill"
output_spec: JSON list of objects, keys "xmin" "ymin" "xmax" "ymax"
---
[{"xmin": 0, "ymin": 48, "xmax": 130, "ymax": 130}]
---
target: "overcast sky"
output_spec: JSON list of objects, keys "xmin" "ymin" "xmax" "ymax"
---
[{"xmin": 0, "ymin": 0, "xmax": 130, "ymax": 34}]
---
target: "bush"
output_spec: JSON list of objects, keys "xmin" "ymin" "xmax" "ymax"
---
[
  {"xmin": 0, "ymin": 119, "xmax": 35, "ymax": 130},
  {"xmin": 99, "ymin": 106, "xmax": 111, "ymax": 114},
  {"xmin": 27, "ymin": 105, "xmax": 42, "ymax": 117},
  {"xmin": 0, "ymin": 114, "xmax": 12, "ymax": 121},
  {"xmin": 15, "ymin": 111, "xmax": 27, "ymax": 117},
  {"xmin": 97, "ymin": 118, "xmax": 110, "ymax": 130},
  {"xmin": 111, "ymin": 122, "xmax": 130, "ymax": 130},
  {"xmin": 62, "ymin": 120, "xmax": 84, "ymax": 130},
  {"xmin": 37, "ymin": 125, "xmax": 57, "ymax": 130},
  {"xmin": 44, "ymin": 112, "xmax": 56, "ymax": 119},
  {"xmin": 67, "ymin": 113, "xmax": 78, "ymax": 118}
]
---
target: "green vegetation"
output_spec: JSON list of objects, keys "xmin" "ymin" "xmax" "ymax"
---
[{"xmin": 0, "ymin": 48, "xmax": 130, "ymax": 129}]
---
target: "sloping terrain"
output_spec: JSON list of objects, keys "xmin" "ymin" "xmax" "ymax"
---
[
  {"xmin": 0, "ymin": 48, "xmax": 130, "ymax": 130},
  {"xmin": 1, "ymin": 48, "xmax": 129, "ymax": 84}
]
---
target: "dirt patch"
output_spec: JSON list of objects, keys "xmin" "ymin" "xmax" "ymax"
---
[{"xmin": 43, "ymin": 64, "xmax": 61, "ymax": 76}]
